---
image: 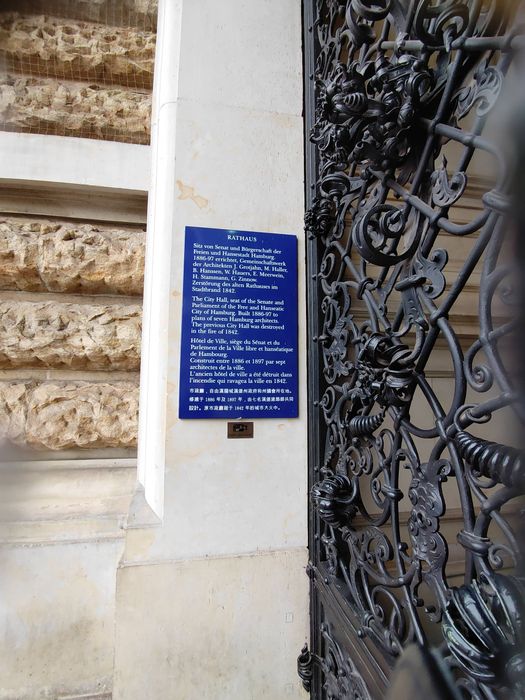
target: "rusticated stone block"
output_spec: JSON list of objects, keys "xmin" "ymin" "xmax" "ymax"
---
[
  {"xmin": 0, "ymin": 381, "xmax": 138, "ymax": 450},
  {"xmin": 0, "ymin": 76, "xmax": 151, "ymax": 143},
  {"xmin": 0, "ymin": 218, "xmax": 145, "ymax": 295},
  {"xmin": 0, "ymin": 301, "xmax": 141, "ymax": 370},
  {"xmin": 0, "ymin": 14, "xmax": 155, "ymax": 89},
  {"xmin": 1, "ymin": 2, "xmax": 158, "ymax": 31}
]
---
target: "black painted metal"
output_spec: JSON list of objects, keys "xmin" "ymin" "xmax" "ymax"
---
[{"xmin": 300, "ymin": 1, "xmax": 525, "ymax": 698}]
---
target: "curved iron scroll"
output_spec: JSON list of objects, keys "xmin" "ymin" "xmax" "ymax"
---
[{"xmin": 302, "ymin": 1, "xmax": 525, "ymax": 698}]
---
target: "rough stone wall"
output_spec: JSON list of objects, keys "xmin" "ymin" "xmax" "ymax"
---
[
  {"xmin": 0, "ymin": 300, "xmax": 141, "ymax": 370},
  {"xmin": 1, "ymin": 76, "xmax": 151, "ymax": 143},
  {"xmin": 0, "ymin": 14, "xmax": 155, "ymax": 88},
  {"xmin": 0, "ymin": 215, "xmax": 144, "ymax": 451},
  {"xmin": 0, "ymin": 7, "xmax": 156, "ymax": 142},
  {"xmin": 0, "ymin": 218, "xmax": 145, "ymax": 295},
  {"xmin": 1, "ymin": 1, "xmax": 158, "ymax": 31},
  {"xmin": 0, "ymin": 1, "xmax": 154, "ymax": 449},
  {"xmin": 0, "ymin": 380, "xmax": 138, "ymax": 450},
  {"xmin": 0, "ymin": 7, "xmax": 152, "ymax": 699}
]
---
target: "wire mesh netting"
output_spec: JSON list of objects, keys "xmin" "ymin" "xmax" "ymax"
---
[{"xmin": 0, "ymin": 0, "xmax": 158, "ymax": 144}]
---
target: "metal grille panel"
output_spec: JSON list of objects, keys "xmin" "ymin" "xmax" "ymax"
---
[{"xmin": 300, "ymin": 1, "xmax": 525, "ymax": 697}]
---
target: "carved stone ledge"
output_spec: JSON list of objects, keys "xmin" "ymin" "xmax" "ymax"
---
[
  {"xmin": 0, "ymin": 300, "xmax": 141, "ymax": 370},
  {"xmin": 0, "ymin": 380, "xmax": 138, "ymax": 450},
  {"xmin": 0, "ymin": 218, "xmax": 145, "ymax": 295},
  {"xmin": 0, "ymin": 76, "xmax": 151, "ymax": 143},
  {"xmin": 0, "ymin": 14, "xmax": 155, "ymax": 89}
]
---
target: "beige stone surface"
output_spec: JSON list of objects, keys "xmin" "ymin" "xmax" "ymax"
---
[
  {"xmin": 0, "ymin": 380, "xmax": 138, "ymax": 449},
  {"xmin": 0, "ymin": 76, "xmax": 151, "ymax": 143},
  {"xmin": 0, "ymin": 218, "xmax": 145, "ymax": 295},
  {"xmin": 0, "ymin": 14, "xmax": 155, "ymax": 89},
  {"xmin": 0, "ymin": 540, "xmax": 122, "ymax": 700},
  {"xmin": 0, "ymin": 300, "xmax": 141, "ymax": 370},
  {"xmin": 113, "ymin": 549, "xmax": 309, "ymax": 700}
]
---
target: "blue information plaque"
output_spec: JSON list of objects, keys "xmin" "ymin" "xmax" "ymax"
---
[{"xmin": 179, "ymin": 226, "xmax": 298, "ymax": 419}]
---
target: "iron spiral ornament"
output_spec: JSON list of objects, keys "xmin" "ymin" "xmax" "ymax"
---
[
  {"xmin": 454, "ymin": 431, "xmax": 525, "ymax": 491},
  {"xmin": 348, "ymin": 411, "xmax": 385, "ymax": 437}
]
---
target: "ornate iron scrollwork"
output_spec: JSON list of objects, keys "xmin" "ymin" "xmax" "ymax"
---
[
  {"xmin": 303, "ymin": 0, "xmax": 525, "ymax": 697},
  {"xmin": 298, "ymin": 625, "xmax": 371, "ymax": 699}
]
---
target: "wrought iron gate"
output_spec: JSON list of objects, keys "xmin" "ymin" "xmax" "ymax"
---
[{"xmin": 300, "ymin": 1, "xmax": 525, "ymax": 698}]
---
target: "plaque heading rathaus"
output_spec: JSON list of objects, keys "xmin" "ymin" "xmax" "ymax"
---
[{"xmin": 179, "ymin": 226, "xmax": 298, "ymax": 419}]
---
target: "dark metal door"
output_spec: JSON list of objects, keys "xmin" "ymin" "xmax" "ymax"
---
[{"xmin": 300, "ymin": 2, "xmax": 525, "ymax": 698}]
